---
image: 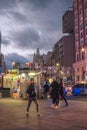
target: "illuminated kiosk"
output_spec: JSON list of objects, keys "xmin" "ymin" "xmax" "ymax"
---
[
  {"xmin": 3, "ymin": 69, "xmax": 19, "ymax": 98},
  {"xmin": 3, "ymin": 68, "xmax": 42, "ymax": 99},
  {"xmin": 18, "ymin": 68, "xmax": 42, "ymax": 99}
]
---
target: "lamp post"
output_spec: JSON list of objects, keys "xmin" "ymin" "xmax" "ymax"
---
[
  {"xmin": 56, "ymin": 63, "xmax": 60, "ymax": 81},
  {"xmin": 12, "ymin": 61, "xmax": 15, "ymax": 69}
]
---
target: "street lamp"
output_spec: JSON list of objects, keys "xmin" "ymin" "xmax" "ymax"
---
[
  {"xmin": 12, "ymin": 61, "xmax": 15, "ymax": 69},
  {"xmin": 56, "ymin": 63, "xmax": 60, "ymax": 81}
]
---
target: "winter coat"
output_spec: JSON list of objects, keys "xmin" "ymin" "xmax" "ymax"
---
[
  {"xmin": 50, "ymin": 81, "xmax": 59, "ymax": 98},
  {"xmin": 26, "ymin": 84, "xmax": 36, "ymax": 98}
]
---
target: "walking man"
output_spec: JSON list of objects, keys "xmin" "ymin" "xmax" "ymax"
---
[
  {"xmin": 50, "ymin": 77, "xmax": 59, "ymax": 109},
  {"xmin": 26, "ymin": 78, "xmax": 40, "ymax": 117}
]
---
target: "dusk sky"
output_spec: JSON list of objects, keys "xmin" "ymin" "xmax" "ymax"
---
[{"xmin": 0, "ymin": 0, "xmax": 73, "ymax": 68}]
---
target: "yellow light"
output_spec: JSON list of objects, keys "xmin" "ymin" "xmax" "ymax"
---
[
  {"xmin": 21, "ymin": 73, "xmax": 25, "ymax": 77},
  {"xmin": 49, "ymin": 78, "xmax": 53, "ymax": 83},
  {"xmin": 56, "ymin": 63, "xmax": 59, "ymax": 67},
  {"xmin": 81, "ymin": 48, "xmax": 85, "ymax": 52},
  {"xmin": 28, "ymin": 72, "xmax": 36, "ymax": 76}
]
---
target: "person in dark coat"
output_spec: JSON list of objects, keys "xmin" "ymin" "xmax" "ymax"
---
[
  {"xmin": 59, "ymin": 78, "xmax": 68, "ymax": 106},
  {"xmin": 26, "ymin": 78, "xmax": 40, "ymax": 117},
  {"xmin": 50, "ymin": 77, "xmax": 59, "ymax": 109},
  {"xmin": 43, "ymin": 80, "xmax": 50, "ymax": 99}
]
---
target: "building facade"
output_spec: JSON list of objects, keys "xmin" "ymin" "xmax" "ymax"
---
[
  {"xmin": 73, "ymin": 0, "xmax": 87, "ymax": 84},
  {"xmin": 62, "ymin": 10, "xmax": 74, "ymax": 33},
  {"xmin": 53, "ymin": 35, "xmax": 74, "ymax": 67}
]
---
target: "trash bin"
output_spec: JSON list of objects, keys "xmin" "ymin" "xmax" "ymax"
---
[
  {"xmin": 2, "ymin": 88, "xmax": 10, "ymax": 97},
  {"xmin": 0, "ymin": 92, "xmax": 2, "ymax": 98}
]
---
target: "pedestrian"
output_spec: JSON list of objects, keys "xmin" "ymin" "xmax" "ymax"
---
[
  {"xmin": 26, "ymin": 78, "xmax": 40, "ymax": 117},
  {"xmin": 43, "ymin": 80, "xmax": 50, "ymax": 99},
  {"xmin": 59, "ymin": 78, "xmax": 68, "ymax": 106},
  {"xmin": 50, "ymin": 77, "xmax": 59, "ymax": 109}
]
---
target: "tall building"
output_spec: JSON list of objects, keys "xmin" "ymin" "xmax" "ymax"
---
[
  {"xmin": 33, "ymin": 48, "xmax": 44, "ymax": 69},
  {"xmin": 0, "ymin": 31, "xmax": 7, "ymax": 74},
  {"xmin": 53, "ymin": 35, "xmax": 74, "ymax": 67},
  {"xmin": 62, "ymin": 10, "xmax": 74, "ymax": 33},
  {"xmin": 73, "ymin": 0, "xmax": 87, "ymax": 84}
]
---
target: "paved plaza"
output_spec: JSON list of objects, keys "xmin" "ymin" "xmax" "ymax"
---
[{"xmin": 0, "ymin": 98, "xmax": 87, "ymax": 130}]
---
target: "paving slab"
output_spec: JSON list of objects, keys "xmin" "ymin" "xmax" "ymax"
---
[{"xmin": 0, "ymin": 98, "xmax": 87, "ymax": 130}]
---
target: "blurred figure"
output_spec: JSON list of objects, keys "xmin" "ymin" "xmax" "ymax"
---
[
  {"xmin": 26, "ymin": 78, "xmax": 40, "ymax": 117},
  {"xmin": 59, "ymin": 78, "xmax": 68, "ymax": 106},
  {"xmin": 50, "ymin": 77, "xmax": 59, "ymax": 109},
  {"xmin": 43, "ymin": 80, "xmax": 50, "ymax": 99}
]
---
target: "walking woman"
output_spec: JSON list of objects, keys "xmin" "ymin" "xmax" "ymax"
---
[
  {"xmin": 59, "ymin": 78, "xmax": 68, "ymax": 106},
  {"xmin": 26, "ymin": 78, "xmax": 40, "ymax": 117}
]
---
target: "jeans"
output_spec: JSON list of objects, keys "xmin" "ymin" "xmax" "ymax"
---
[{"xmin": 27, "ymin": 97, "xmax": 39, "ymax": 112}]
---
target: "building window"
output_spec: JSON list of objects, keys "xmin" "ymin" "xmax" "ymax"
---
[
  {"xmin": 82, "ymin": 66, "xmax": 84, "ymax": 72},
  {"xmin": 76, "ymin": 75, "xmax": 80, "ymax": 82},
  {"xmin": 75, "ymin": 42, "xmax": 79, "ymax": 48},
  {"xmin": 77, "ymin": 68, "xmax": 79, "ymax": 72},
  {"xmin": 81, "ymin": 75, "xmax": 85, "ymax": 80},
  {"xmin": 85, "ymin": 11, "xmax": 87, "ymax": 17},
  {"xmin": 85, "ymin": 2, "xmax": 87, "ymax": 9},
  {"xmin": 75, "ymin": 21, "xmax": 78, "ymax": 26},
  {"xmin": 80, "ymin": 24, "xmax": 83, "ymax": 30},
  {"xmin": 80, "ymin": 32, "xmax": 83, "ymax": 38},
  {"xmin": 80, "ymin": 40, "xmax": 84, "ymax": 46},
  {"xmin": 76, "ymin": 53, "xmax": 80, "ymax": 62},
  {"xmin": 86, "ymin": 28, "xmax": 87, "ymax": 35},
  {"xmin": 75, "ymin": 28, "xmax": 78, "ymax": 34},
  {"xmin": 75, "ymin": 36, "xmax": 78, "ymax": 42},
  {"xmin": 80, "ymin": 16, "xmax": 83, "ymax": 22},
  {"xmin": 82, "ymin": 51, "xmax": 85, "ymax": 60},
  {"xmin": 85, "ymin": 20, "xmax": 87, "ymax": 26},
  {"xmin": 79, "ymin": 8, "xmax": 83, "ymax": 15},
  {"xmin": 85, "ymin": 38, "xmax": 87, "ymax": 43}
]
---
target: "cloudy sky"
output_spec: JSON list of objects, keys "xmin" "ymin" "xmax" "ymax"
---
[{"xmin": 0, "ymin": 0, "xmax": 73, "ymax": 68}]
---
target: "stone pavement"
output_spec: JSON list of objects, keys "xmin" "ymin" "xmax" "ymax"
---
[{"xmin": 0, "ymin": 98, "xmax": 87, "ymax": 130}]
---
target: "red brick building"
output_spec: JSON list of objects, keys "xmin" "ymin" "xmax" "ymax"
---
[{"xmin": 73, "ymin": 0, "xmax": 87, "ymax": 84}]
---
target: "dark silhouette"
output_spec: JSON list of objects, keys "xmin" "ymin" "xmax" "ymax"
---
[
  {"xmin": 50, "ymin": 77, "xmax": 59, "ymax": 109},
  {"xmin": 26, "ymin": 78, "xmax": 40, "ymax": 117},
  {"xmin": 59, "ymin": 78, "xmax": 68, "ymax": 106},
  {"xmin": 43, "ymin": 80, "xmax": 50, "ymax": 99}
]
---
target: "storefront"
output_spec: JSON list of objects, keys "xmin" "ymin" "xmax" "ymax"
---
[
  {"xmin": 3, "ymin": 69, "xmax": 20, "ymax": 99},
  {"xmin": 3, "ymin": 69, "xmax": 43, "ymax": 99}
]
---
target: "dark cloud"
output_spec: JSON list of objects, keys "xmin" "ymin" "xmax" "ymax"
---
[
  {"xmin": 8, "ymin": 11, "xmax": 29, "ymax": 24},
  {"xmin": 0, "ymin": 0, "xmax": 73, "ymax": 67},
  {"xmin": 18, "ymin": 0, "xmax": 53, "ymax": 11},
  {"xmin": 9, "ymin": 27, "xmax": 40, "ymax": 49},
  {"xmin": 2, "ymin": 39, "xmax": 10, "ymax": 46},
  {"xmin": 0, "ymin": 0, "xmax": 17, "ymax": 10}
]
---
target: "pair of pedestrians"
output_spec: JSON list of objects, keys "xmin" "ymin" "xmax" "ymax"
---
[{"xmin": 50, "ymin": 78, "xmax": 68, "ymax": 109}]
